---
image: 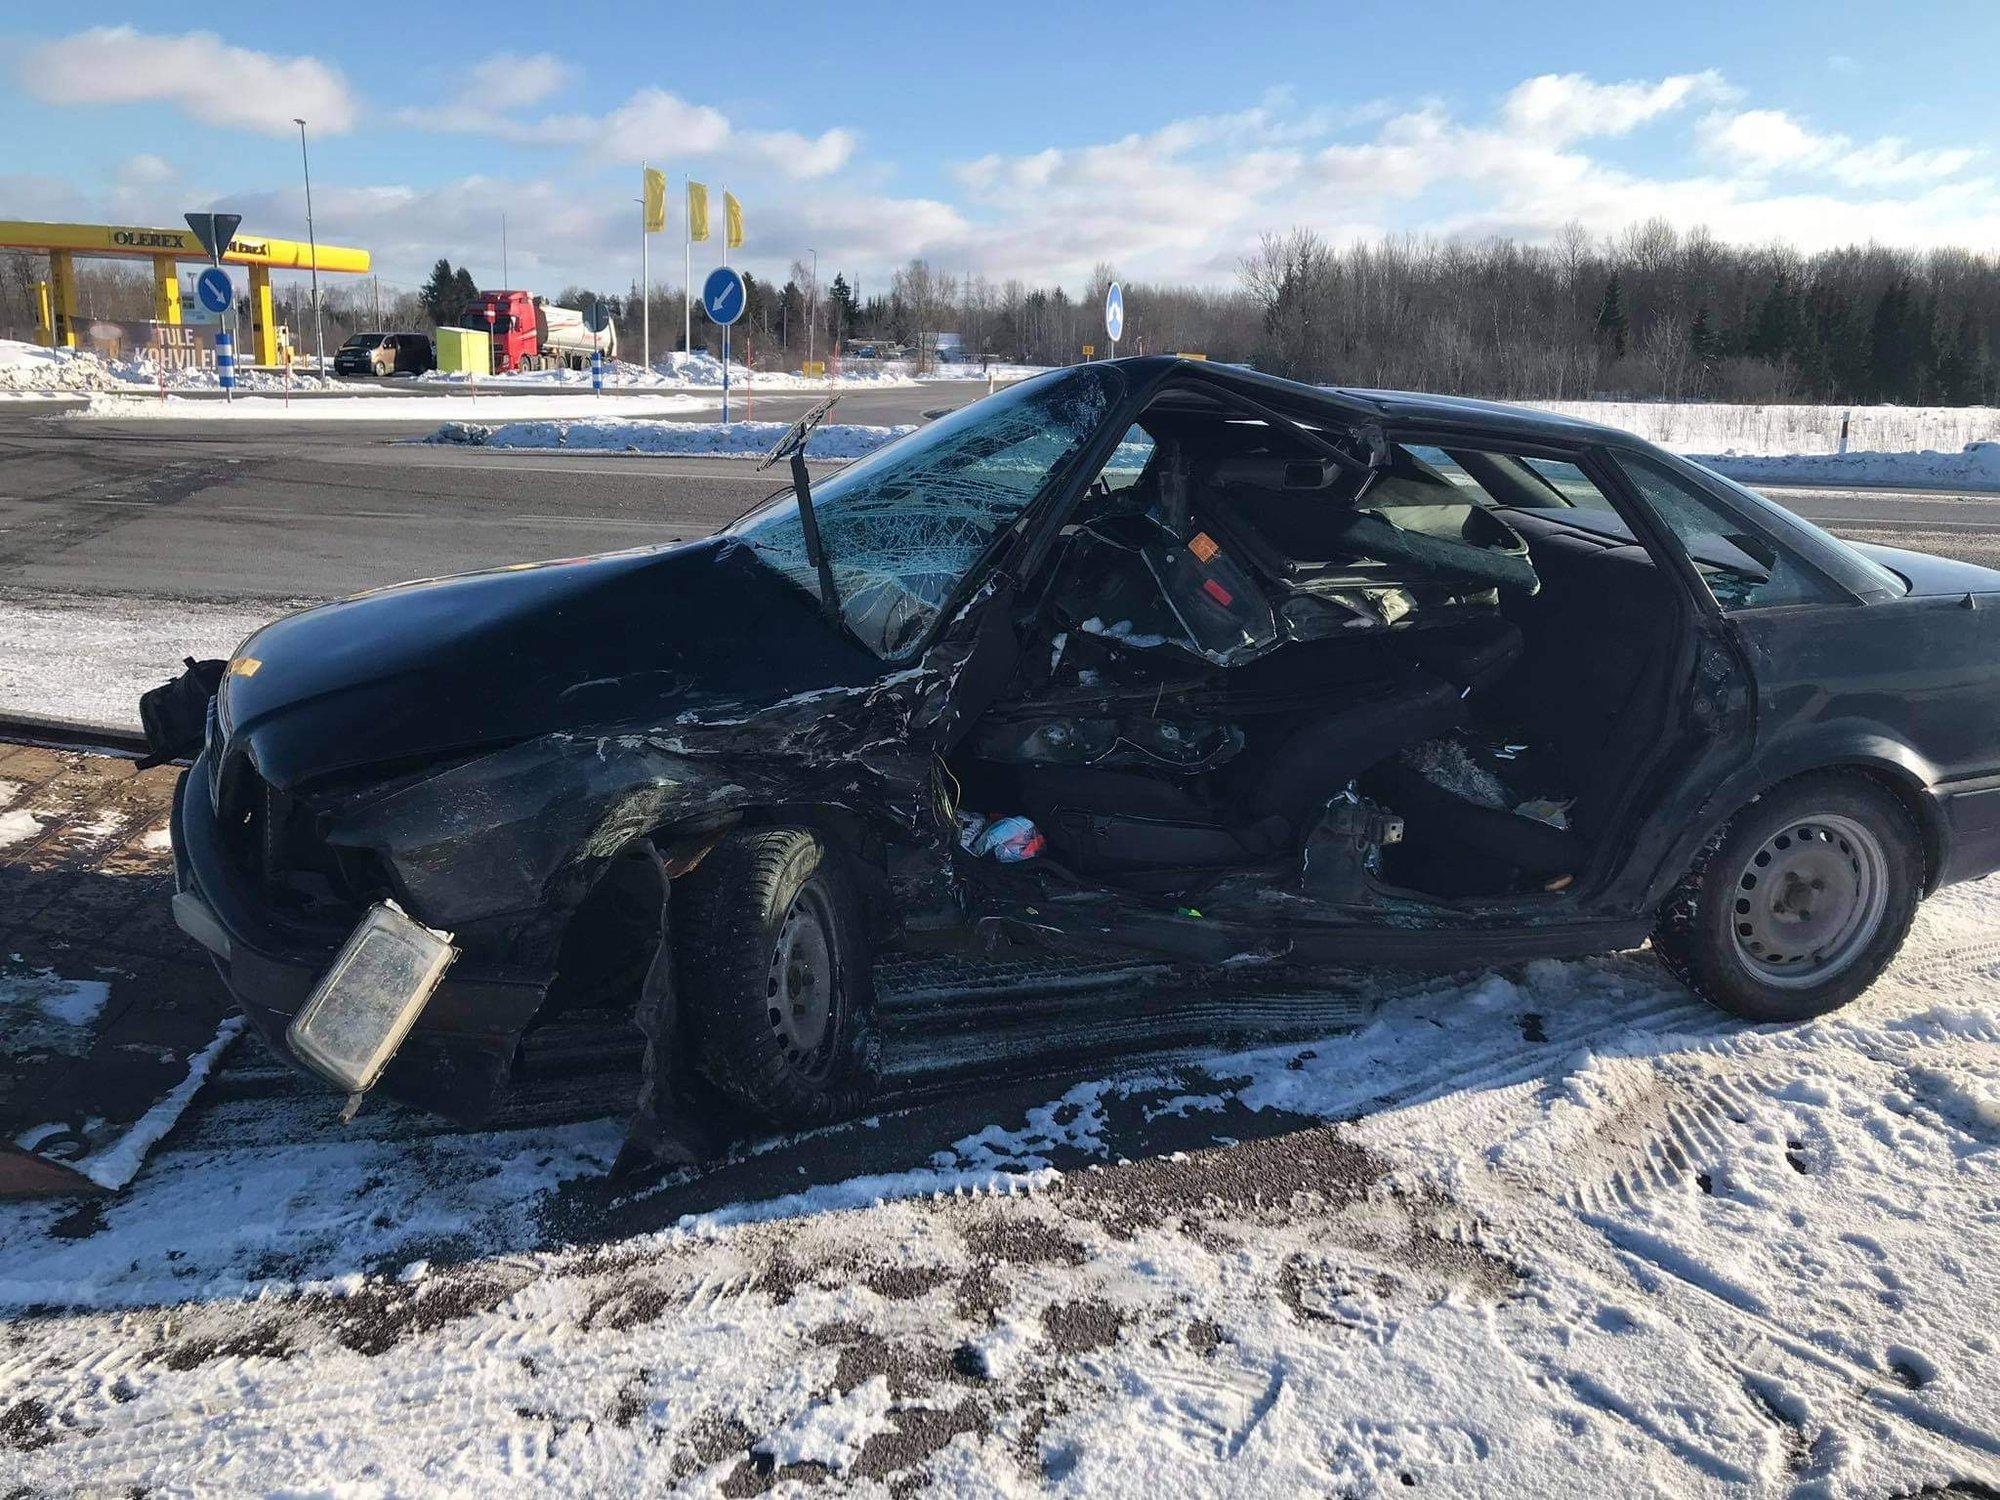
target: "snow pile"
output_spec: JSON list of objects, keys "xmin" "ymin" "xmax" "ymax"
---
[
  {"xmin": 1529, "ymin": 398, "xmax": 2000, "ymax": 488},
  {"xmin": 919, "ymin": 359, "xmax": 1051, "ymax": 383},
  {"xmin": 647, "ymin": 349, "xmax": 917, "ymax": 390},
  {"xmin": 0, "ymin": 338, "xmax": 336, "ymax": 397},
  {"xmin": 430, "ymin": 416, "xmax": 914, "ymax": 457},
  {"xmin": 1534, "ymin": 399, "xmax": 2000, "ymax": 458},
  {"xmin": 60, "ymin": 389, "xmax": 716, "ymax": 422},
  {"xmin": 0, "ymin": 341, "xmax": 128, "ymax": 396},
  {"xmin": 1688, "ymin": 442, "xmax": 2000, "ymax": 489},
  {"xmin": 420, "ymin": 350, "xmax": 921, "ymax": 391}
]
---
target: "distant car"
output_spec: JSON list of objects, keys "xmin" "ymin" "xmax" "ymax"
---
[
  {"xmin": 151, "ymin": 360, "xmax": 2000, "ymax": 1161},
  {"xmin": 333, "ymin": 332, "xmax": 434, "ymax": 377}
]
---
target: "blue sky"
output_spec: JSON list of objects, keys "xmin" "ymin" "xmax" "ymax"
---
[{"xmin": 6, "ymin": 2, "xmax": 1999, "ymax": 296}]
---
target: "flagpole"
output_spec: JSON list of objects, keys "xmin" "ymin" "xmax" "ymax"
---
[
  {"xmin": 641, "ymin": 161, "xmax": 650, "ymax": 372},
  {"xmin": 721, "ymin": 185, "xmax": 728, "ymax": 269},
  {"xmin": 683, "ymin": 176, "xmax": 692, "ymax": 358}
]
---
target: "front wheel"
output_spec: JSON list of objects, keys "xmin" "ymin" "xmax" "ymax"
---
[
  {"xmin": 1653, "ymin": 773, "xmax": 1922, "ymax": 1021},
  {"xmin": 675, "ymin": 826, "xmax": 880, "ymax": 1125}
]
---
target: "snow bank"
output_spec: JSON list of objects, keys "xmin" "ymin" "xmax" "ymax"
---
[
  {"xmin": 429, "ymin": 416, "xmax": 914, "ymax": 457},
  {"xmin": 1688, "ymin": 442, "xmax": 2000, "ymax": 489},
  {"xmin": 1531, "ymin": 398, "xmax": 2000, "ymax": 488},
  {"xmin": 0, "ymin": 590, "xmax": 277, "ymax": 727},
  {"xmin": 60, "ymin": 390, "xmax": 716, "ymax": 422},
  {"xmin": 919, "ymin": 359, "xmax": 1051, "ymax": 383},
  {"xmin": 419, "ymin": 349, "xmax": 920, "ymax": 391},
  {"xmin": 0, "ymin": 338, "xmax": 336, "ymax": 397},
  {"xmin": 1534, "ymin": 398, "xmax": 2000, "ymax": 458}
]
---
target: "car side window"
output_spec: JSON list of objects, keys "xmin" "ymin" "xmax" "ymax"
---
[
  {"xmin": 1516, "ymin": 457, "xmax": 1620, "ymax": 512},
  {"xmin": 1094, "ymin": 424, "xmax": 1155, "ymax": 493},
  {"xmin": 1612, "ymin": 454, "xmax": 1841, "ymax": 610}
]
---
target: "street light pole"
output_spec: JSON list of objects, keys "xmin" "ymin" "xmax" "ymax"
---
[
  {"xmin": 806, "ymin": 246, "xmax": 818, "ymax": 371},
  {"xmin": 293, "ymin": 117, "xmax": 324, "ymax": 372}
]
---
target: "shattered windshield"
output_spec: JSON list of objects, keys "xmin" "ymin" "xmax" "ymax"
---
[{"xmin": 731, "ymin": 366, "xmax": 1123, "ymax": 657}]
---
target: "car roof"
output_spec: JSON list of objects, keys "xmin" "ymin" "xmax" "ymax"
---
[{"xmin": 1101, "ymin": 355, "xmax": 1631, "ymax": 446}]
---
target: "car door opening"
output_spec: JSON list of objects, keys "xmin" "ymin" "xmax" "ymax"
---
[{"xmin": 944, "ymin": 381, "xmax": 1692, "ymax": 915}]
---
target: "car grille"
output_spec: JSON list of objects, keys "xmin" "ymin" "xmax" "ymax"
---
[{"xmin": 205, "ymin": 709, "xmax": 380, "ymax": 924}]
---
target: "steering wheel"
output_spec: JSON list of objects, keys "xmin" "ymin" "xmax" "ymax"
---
[{"xmin": 756, "ymin": 394, "xmax": 841, "ymax": 471}]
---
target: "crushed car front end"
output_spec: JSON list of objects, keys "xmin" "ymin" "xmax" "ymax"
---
[
  {"xmin": 159, "ymin": 531, "xmax": 918, "ymax": 1128},
  {"xmin": 170, "ymin": 728, "xmax": 558, "ymax": 1124}
]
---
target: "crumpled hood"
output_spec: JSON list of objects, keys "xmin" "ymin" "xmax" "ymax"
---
[{"xmin": 222, "ymin": 535, "xmax": 882, "ymax": 788}]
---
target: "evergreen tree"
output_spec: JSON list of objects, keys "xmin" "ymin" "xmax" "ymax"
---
[
  {"xmin": 1593, "ymin": 275, "xmax": 1628, "ymax": 357},
  {"xmin": 1824, "ymin": 293, "xmax": 1873, "ymax": 402},
  {"xmin": 1935, "ymin": 307, "xmax": 1987, "ymax": 403},
  {"xmin": 1745, "ymin": 272, "xmax": 1798, "ymax": 363},
  {"xmin": 828, "ymin": 273, "xmax": 858, "ymax": 334},
  {"xmin": 417, "ymin": 258, "xmax": 459, "ymax": 325},
  {"xmin": 449, "ymin": 267, "xmax": 480, "ymax": 325},
  {"xmin": 1687, "ymin": 306, "xmax": 1722, "ymax": 374},
  {"xmin": 1869, "ymin": 279, "xmax": 1928, "ymax": 402}
]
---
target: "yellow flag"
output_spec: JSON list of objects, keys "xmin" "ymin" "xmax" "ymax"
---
[
  {"xmin": 642, "ymin": 166, "xmax": 667, "ymax": 233},
  {"xmin": 687, "ymin": 181, "xmax": 709, "ymax": 243},
  {"xmin": 724, "ymin": 190, "xmax": 744, "ymax": 250}
]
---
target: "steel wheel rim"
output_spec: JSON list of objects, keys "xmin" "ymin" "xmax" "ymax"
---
[
  {"xmin": 766, "ymin": 886, "xmax": 836, "ymax": 1067},
  {"xmin": 1727, "ymin": 812, "xmax": 1888, "ymax": 988}
]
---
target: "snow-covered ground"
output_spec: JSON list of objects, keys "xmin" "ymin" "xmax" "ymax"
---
[
  {"xmin": 431, "ymin": 416, "xmax": 914, "ymax": 457},
  {"xmin": 421, "ymin": 349, "xmax": 928, "ymax": 392},
  {"xmin": 425, "ymin": 395, "xmax": 2000, "ymax": 488},
  {"xmin": 0, "ymin": 338, "xmax": 340, "ymax": 398},
  {"xmin": 58, "ymin": 389, "xmax": 718, "ymax": 423},
  {"xmin": 920, "ymin": 359, "xmax": 1051, "ymax": 383},
  {"xmin": 0, "ymin": 875, "xmax": 1995, "ymax": 1493},
  {"xmin": 1534, "ymin": 400, "xmax": 2000, "ymax": 489},
  {"xmin": 1536, "ymin": 399, "xmax": 2000, "ymax": 458},
  {"xmin": 0, "ymin": 590, "xmax": 279, "ymax": 726}
]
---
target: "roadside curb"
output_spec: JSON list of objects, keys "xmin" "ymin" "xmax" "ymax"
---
[{"xmin": 0, "ymin": 712, "xmax": 155, "ymax": 760}]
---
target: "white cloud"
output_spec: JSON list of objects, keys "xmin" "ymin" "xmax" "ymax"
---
[
  {"xmin": 593, "ymin": 88, "xmax": 734, "ymax": 158},
  {"xmin": 462, "ymin": 52, "xmax": 575, "ymax": 112},
  {"xmin": 18, "ymin": 26, "xmax": 354, "ymax": 135},
  {"xmin": 16, "ymin": 63, "xmax": 1998, "ymax": 297},
  {"xmin": 1500, "ymin": 71, "xmax": 1728, "ymax": 143},
  {"xmin": 398, "ymin": 78, "xmax": 857, "ymax": 180},
  {"xmin": 1700, "ymin": 107, "xmax": 1975, "ymax": 187},
  {"xmin": 745, "ymin": 127, "xmax": 858, "ymax": 179},
  {"xmin": 914, "ymin": 71, "xmax": 1998, "ymax": 287},
  {"xmin": 395, "ymin": 51, "xmax": 595, "ymax": 141}
]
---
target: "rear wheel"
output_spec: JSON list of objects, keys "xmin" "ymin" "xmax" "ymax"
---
[
  {"xmin": 675, "ymin": 826, "xmax": 879, "ymax": 1125},
  {"xmin": 1653, "ymin": 773, "xmax": 1921, "ymax": 1021}
]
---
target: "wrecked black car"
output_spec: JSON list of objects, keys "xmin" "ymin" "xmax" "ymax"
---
[{"xmin": 154, "ymin": 358, "xmax": 2000, "ymax": 1157}]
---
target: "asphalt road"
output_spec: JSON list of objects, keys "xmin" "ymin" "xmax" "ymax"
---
[{"xmin": 3, "ymin": 388, "xmax": 2000, "ymax": 609}]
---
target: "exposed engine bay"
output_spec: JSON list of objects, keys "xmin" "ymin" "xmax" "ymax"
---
[{"xmin": 948, "ymin": 387, "xmax": 1675, "ymax": 915}]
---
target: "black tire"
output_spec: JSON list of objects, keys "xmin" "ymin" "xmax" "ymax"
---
[
  {"xmin": 675, "ymin": 826, "xmax": 879, "ymax": 1125},
  {"xmin": 1653, "ymin": 773, "xmax": 1922, "ymax": 1021}
]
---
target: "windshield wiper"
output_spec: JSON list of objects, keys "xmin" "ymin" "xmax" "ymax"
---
[{"xmin": 757, "ymin": 395, "xmax": 842, "ymax": 624}]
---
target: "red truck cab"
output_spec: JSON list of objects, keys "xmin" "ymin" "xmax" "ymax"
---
[
  {"xmin": 461, "ymin": 290, "xmax": 615, "ymax": 373},
  {"xmin": 464, "ymin": 290, "xmax": 540, "ymax": 374}
]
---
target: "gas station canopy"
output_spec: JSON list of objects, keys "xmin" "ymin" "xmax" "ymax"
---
[{"xmin": 0, "ymin": 218, "xmax": 371, "ymax": 366}]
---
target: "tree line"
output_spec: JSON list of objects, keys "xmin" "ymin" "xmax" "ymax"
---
[
  {"xmin": 1234, "ymin": 222, "xmax": 1998, "ymax": 405},
  {"xmin": 8, "ymin": 222, "xmax": 1998, "ymax": 402}
]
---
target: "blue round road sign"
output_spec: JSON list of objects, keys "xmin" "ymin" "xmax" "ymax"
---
[
  {"xmin": 196, "ymin": 266, "xmax": 233, "ymax": 315},
  {"xmin": 702, "ymin": 266, "xmax": 746, "ymax": 326},
  {"xmin": 1104, "ymin": 282, "xmax": 1124, "ymax": 344}
]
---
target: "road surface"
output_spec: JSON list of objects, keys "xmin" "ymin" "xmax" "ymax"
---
[{"xmin": 3, "ymin": 388, "xmax": 1999, "ymax": 610}]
